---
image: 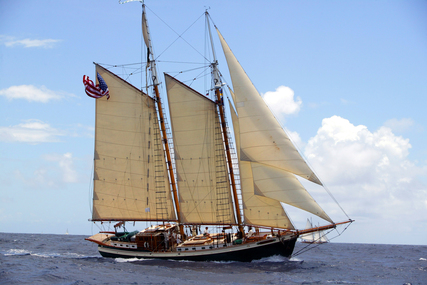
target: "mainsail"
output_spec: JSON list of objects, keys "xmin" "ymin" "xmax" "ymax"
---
[
  {"xmin": 92, "ymin": 64, "xmax": 176, "ymax": 222},
  {"xmin": 165, "ymin": 74, "xmax": 236, "ymax": 225}
]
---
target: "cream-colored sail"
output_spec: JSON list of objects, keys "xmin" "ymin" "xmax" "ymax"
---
[
  {"xmin": 221, "ymin": 33, "xmax": 332, "ymax": 224},
  {"xmin": 141, "ymin": 9, "xmax": 150, "ymax": 51},
  {"xmin": 92, "ymin": 64, "xmax": 176, "ymax": 221},
  {"xmin": 165, "ymin": 74, "xmax": 236, "ymax": 225},
  {"xmin": 217, "ymin": 29, "xmax": 322, "ymax": 185},
  {"xmin": 230, "ymin": 98, "xmax": 293, "ymax": 228},
  {"xmin": 228, "ymin": 97, "xmax": 239, "ymax": 161},
  {"xmin": 240, "ymin": 161, "xmax": 294, "ymax": 229},
  {"xmin": 250, "ymin": 163, "xmax": 332, "ymax": 223}
]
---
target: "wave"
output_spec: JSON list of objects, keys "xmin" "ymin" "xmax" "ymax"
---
[
  {"xmin": 4, "ymin": 249, "xmax": 31, "ymax": 256},
  {"xmin": 252, "ymin": 254, "xmax": 295, "ymax": 263},
  {"xmin": 115, "ymin": 257, "xmax": 145, "ymax": 263},
  {"xmin": 3, "ymin": 248, "xmax": 98, "ymax": 259}
]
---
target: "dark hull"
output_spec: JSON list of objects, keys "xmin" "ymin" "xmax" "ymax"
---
[{"xmin": 98, "ymin": 236, "xmax": 297, "ymax": 262}]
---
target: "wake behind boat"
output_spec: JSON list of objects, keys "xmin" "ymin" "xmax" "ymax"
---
[{"xmin": 85, "ymin": 2, "xmax": 353, "ymax": 262}]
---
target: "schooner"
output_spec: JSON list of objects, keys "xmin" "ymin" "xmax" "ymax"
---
[{"xmin": 85, "ymin": 3, "xmax": 353, "ymax": 262}]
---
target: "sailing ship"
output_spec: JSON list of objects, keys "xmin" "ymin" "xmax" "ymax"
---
[
  {"xmin": 85, "ymin": 3, "xmax": 353, "ymax": 262},
  {"xmin": 299, "ymin": 219, "xmax": 329, "ymax": 244}
]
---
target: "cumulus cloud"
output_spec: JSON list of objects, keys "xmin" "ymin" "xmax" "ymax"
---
[
  {"xmin": 0, "ymin": 119, "xmax": 64, "ymax": 143},
  {"xmin": 285, "ymin": 128, "xmax": 305, "ymax": 150},
  {"xmin": 304, "ymin": 115, "xmax": 427, "ymax": 227},
  {"xmin": 0, "ymin": 35, "xmax": 61, "ymax": 48},
  {"xmin": 263, "ymin": 86, "xmax": 302, "ymax": 120},
  {"xmin": 0, "ymin": 85, "xmax": 67, "ymax": 103}
]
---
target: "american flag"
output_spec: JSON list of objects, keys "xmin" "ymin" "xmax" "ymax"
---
[{"xmin": 83, "ymin": 73, "xmax": 110, "ymax": 99}]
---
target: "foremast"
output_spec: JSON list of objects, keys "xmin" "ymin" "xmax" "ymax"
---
[
  {"xmin": 206, "ymin": 11, "xmax": 244, "ymax": 234},
  {"xmin": 142, "ymin": 4, "xmax": 184, "ymax": 236}
]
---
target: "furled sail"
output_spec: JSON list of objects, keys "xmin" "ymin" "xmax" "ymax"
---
[
  {"xmin": 217, "ymin": 29, "xmax": 322, "ymax": 185},
  {"xmin": 165, "ymin": 74, "xmax": 236, "ymax": 225},
  {"xmin": 92, "ymin": 64, "xmax": 176, "ymax": 221}
]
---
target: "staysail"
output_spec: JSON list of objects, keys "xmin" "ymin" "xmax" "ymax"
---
[
  {"xmin": 165, "ymin": 74, "xmax": 236, "ymax": 225},
  {"xmin": 92, "ymin": 64, "xmax": 176, "ymax": 222},
  {"xmin": 218, "ymin": 30, "xmax": 333, "ymax": 225},
  {"xmin": 217, "ymin": 29, "xmax": 322, "ymax": 185},
  {"xmin": 229, "ymin": 99, "xmax": 293, "ymax": 228}
]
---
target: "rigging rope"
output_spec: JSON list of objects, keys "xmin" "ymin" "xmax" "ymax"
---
[
  {"xmin": 291, "ymin": 220, "xmax": 353, "ymax": 257},
  {"xmin": 144, "ymin": 5, "xmax": 208, "ymax": 62}
]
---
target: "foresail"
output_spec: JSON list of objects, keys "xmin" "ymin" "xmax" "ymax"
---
[
  {"xmin": 231, "ymin": 99, "xmax": 292, "ymax": 229},
  {"xmin": 165, "ymin": 74, "xmax": 236, "ymax": 225},
  {"xmin": 250, "ymin": 163, "xmax": 332, "ymax": 223},
  {"xmin": 216, "ymin": 29, "xmax": 322, "ymax": 186},
  {"xmin": 92, "ymin": 64, "xmax": 176, "ymax": 221},
  {"xmin": 223, "ymin": 36, "xmax": 332, "ymax": 225},
  {"xmin": 240, "ymin": 161, "xmax": 294, "ymax": 229}
]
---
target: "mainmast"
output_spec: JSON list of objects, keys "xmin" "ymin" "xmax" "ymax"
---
[
  {"xmin": 142, "ymin": 4, "xmax": 184, "ymax": 236},
  {"xmin": 206, "ymin": 11, "xmax": 244, "ymax": 234}
]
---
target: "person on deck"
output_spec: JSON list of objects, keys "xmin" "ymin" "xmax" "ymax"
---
[
  {"xmin": 247, "ymin": 227, "xmax": 254, "ymax": 238},
  {"xmin": 203, "ymin": 227, "xmax": 210, "ymax": 236}
]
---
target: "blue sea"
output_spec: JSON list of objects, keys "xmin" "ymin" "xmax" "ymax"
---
[{"xmin": 0, "ymin": 232, "xmax": 425, "ymax": 284}]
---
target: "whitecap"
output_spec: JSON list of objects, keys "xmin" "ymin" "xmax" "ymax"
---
[
  {"xmin": 252, "ymin": 255, "xmax": 289, "ymax": 263},
  {"xmin": 289, "ymin": 256, "xmax": 304, "ymax": 262},
  {"xmin": 4, "ymin": 249, "xmax": 31, "ymax": 256},
  {"xmin": 31, "ymin": 252, "xmax": 61, "ymax": 258},
  {"xmin": 115, "ymin": 257, "xmax": 142, "ymax": 263}
]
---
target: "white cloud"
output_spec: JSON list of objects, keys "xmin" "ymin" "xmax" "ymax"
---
[
  {"xmin": 43, "ymin": 153, "xmax": 79, "ymax": 183},
  {"xmin": 0, "ymin": 85, "xmax": 66, "ymax": 103},
  {"xmin": 303, "ymin": 116, "xmax": 427, "ymax": 231},
  {"xmin": 285, "ymin": 128, "xmax": 305, "ymax": 150},
  {"xmin": 69, "ymin": 123, "xmax": 95, "ymax": 138},
  {"xmin": 263, "ymin": 86, "xmax": 302, "ymax": 120},
  {"xmin": 14, "ymin": 153, "xmax": 80, "ymax": 189},
  {"xmin": 0, "ymin": 35, "xmax": 61, "ymax": 48},
  {"xmin": 0, "ymin": 119, "xmax": 64, "ymax": 143},
  {"xmin": 384, "ymin": 118, "xmax": 414, "ymax": 133},
  {"xmin": 340, "ymin": 98, "xmax": 355, "ymax": 105}
]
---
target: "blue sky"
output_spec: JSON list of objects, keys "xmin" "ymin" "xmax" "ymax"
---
[{"xmin": 1, "ymin": 0, "xmax": 426, "ymax": 245}]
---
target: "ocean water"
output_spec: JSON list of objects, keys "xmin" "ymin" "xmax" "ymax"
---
[{"xmin": 0, "ymin": 232, "xmax": 425, "ymax": 284}]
